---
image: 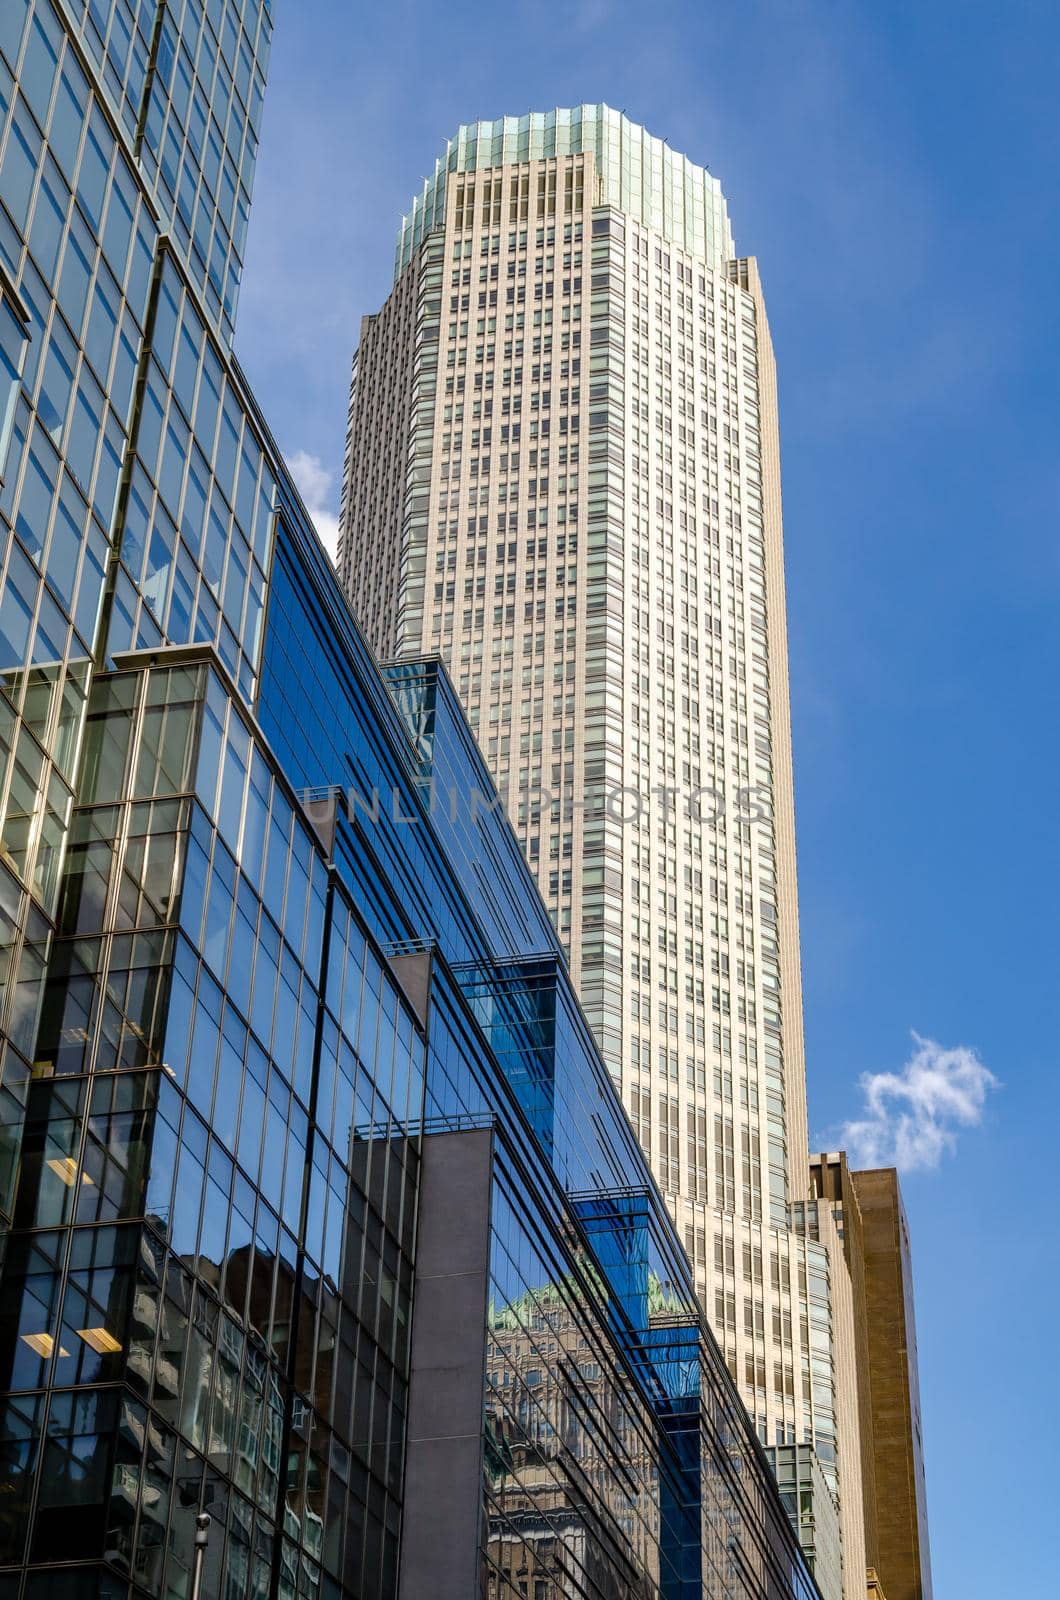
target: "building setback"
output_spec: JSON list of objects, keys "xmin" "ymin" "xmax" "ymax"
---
[
  {"xmin": 338, "ymin": 109, "xmax": 933, "ymax": 1600},
  {"xmin": 0, "ymin": 6, "xmax": 830, "ymax": 1600}
]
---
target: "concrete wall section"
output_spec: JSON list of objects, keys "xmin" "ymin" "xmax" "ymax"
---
[{"xmin": 399, "ymin": 1127, "xmax": 494, "ymax": 1598}]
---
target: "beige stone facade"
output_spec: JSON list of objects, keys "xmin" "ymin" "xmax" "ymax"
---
[
  {"xmin": 850, "ymin": 1169, "xmax": 933, "ymax": 1600},
  {"xmin": 812, "ymin": 1155, "xmax": 933, "ymax": 1600}
]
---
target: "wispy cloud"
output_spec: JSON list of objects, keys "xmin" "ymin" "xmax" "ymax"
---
[
  {"xmin": 840, "ymin": 1033, "xmax": 998, "ymax": 1173},
  {"xmin": 288, "ymin": 449, "xmax": 340, "ymax": 563}
]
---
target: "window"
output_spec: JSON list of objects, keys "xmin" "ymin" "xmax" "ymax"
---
[{"xmin": 0, "ymin": 285, "xmax": 31, "ymax": 480}]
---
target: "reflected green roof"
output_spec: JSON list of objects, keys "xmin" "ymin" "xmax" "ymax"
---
[{"xmin": 396, "ymin": 104, "xmax": 734, "ymax": 275}]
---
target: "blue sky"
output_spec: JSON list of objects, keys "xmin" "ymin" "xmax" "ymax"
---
[{"xmin": 236, "ymin": 2, "xmax": 1059, "ymax": 1591}]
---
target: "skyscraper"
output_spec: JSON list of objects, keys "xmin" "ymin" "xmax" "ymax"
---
[
  {"xmin": 0, "ymin": 15, "xmax": 829, "ymax": 1600},
  {"xmin": 339, "ymin": 107, "xmax": 928, "ymax": 1598}
]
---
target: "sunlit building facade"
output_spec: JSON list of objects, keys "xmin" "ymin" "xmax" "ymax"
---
[
  {"xmin": 337, "ymin": 107, "xmax": 882, "ymax": 1594},
  {"xmin": 810, "ymin": 1156, "xmax": 933, "ymax": 1600},
  {"xmin": 0, "ymin": 10, "xmax": 828, "ymax": 1600}
]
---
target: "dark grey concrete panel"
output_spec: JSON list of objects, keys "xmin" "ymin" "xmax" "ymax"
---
[
  {"xmin": 388, "ymin": 951, "xmax": 433, "ymax": 1029},
  {"xmin": 399, "ymin": 1127, "xmax": 493, "ymax": 1599}
]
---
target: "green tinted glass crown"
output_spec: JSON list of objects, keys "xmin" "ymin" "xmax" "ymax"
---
[{"xmin": 396, "ymin": 104, "xmax": 734, "ymax": 275}]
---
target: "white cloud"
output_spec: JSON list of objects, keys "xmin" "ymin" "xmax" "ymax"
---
[
  {"xmin": 288, "ymin": 448, "xmax": 340, "ymax": 563},
  {"xmin": 840, "ymin": 1033, "xmax": 998, "ymax": 1173}
]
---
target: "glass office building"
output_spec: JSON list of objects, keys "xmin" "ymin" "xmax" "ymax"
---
[{"xmin": 0, "ymin": 5, "xmax": 823, "ymax": 1598}]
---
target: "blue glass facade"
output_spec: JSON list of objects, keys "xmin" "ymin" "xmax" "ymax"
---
[{"xmin": 0, "ymin": 3, "xmax": 822, "ymax": 1597}]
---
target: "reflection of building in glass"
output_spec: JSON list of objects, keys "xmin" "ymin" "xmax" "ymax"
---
[
  {"xmin": 0, "ymin": 655, "xmax": 426, "ymax": 1594},
  {"xmin": 484, "ymin": 1273, "xmax": 660, "ymax": 1598},
  {"xmin": 0, "ymin": 9, "xmax": 838, "ymax": 1600}
]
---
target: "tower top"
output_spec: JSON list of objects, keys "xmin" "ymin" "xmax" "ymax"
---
[{"xmin": 396, "ymin": 104, "xmax": 734, "ymax": 276}]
